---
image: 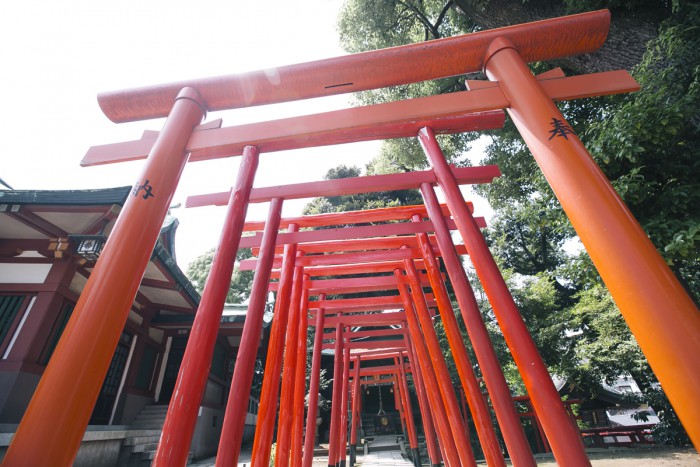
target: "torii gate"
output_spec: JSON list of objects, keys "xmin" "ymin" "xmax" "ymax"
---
[
  {"xmin": 234, "ymin": 202, "xmax": 524, "ymax": 467},
  {"xmin": 4, "ymin": 9, "xmax": 699, "ymax": 467}
]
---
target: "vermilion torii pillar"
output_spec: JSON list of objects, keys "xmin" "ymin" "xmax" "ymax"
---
[
  {"xmin": 338, "ymin": 347, "xmax": 351, "ymax": 467},
  {"xmin": 482, "ymin": 38, "xmax": 700, "ymax": 448},
  {"xmin": 410, "ymin": 214, "xmax": 519, "ymax": 466},
  {"xmin": 251, "ymin": 233, "xmax": 299, "ymax": 467},
  {"xmin": 349, "ymin": 357, "xmax": 361, "ymax": 467},
  {"xmin": 401, "ymin": 263, "xmax": 481, "ymax": 466},
  {"xmin": 419, "ymin": 183, "xmax": 535, "ymax": 466},
  {"xmin": 310, "ymin": 292, "xmax": 448, "ymax": 464},
  {"xmin": 237, "ymin": 199, "xmax": 514, "ymax": 464},
  {"xmin": 396, "ymin": 355, "xmax": 420, "ymax": 467},
  {"xmin": 154, "ymin": 146, "xmax": 259, "ymax": 467},
  {"xmin": 303, "ymin": 293, "xmax": 327, "ymax": 467},
  {"xmin": 404, "ymin": 336, "xmax": 441, "ymax": 467},
  {"xmin": 402, "ymin": 323, "xmax": 449, "ymax": 466},
  {"xmin": 290, "ymin": 277, "xmax": 311, "ymax": 467},
  {"xmin": 216, "ymin": 198, "xmax": 284, "ymax": 466},
  {"xmin": 421, "ymin": 138, "xmax": 590, "ymax": 465},
  {"xmin": 337, "ymin": 355, "xmax": 419, "ymax": 467},
  {"xmin": 2, "ymin": 88, "xmax": 207, "ymax": 466},
  {"xmin": 327, "ymin": 323, "xmax": 345, "ymax": 467},
  {"xmin": 275, "ymin": 268, "xmax": 307, "ymax": 467},
  {"xmin": 396, "ymin": 278, "xmax": 467, "ymax": 467}
]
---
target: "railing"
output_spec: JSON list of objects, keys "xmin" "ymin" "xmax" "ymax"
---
[{"xmin": 580, "ymin": 424, "xmax": 655, "ymax": 448}]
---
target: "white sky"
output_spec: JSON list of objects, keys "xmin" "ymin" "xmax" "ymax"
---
[{"xmin": 1, "ymin": 0, "xmax": 492, "ymax": 270}]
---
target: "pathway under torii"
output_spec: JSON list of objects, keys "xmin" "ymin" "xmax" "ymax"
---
[{"xmin": 3, "ymin": 9, "xmax": 699, "ymax": 467}]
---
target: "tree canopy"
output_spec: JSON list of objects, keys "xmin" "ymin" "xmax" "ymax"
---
[
  {"xmin": 338, "ymin": 0, "xmax": 699, "ymax": 443},
  {"xmin": 186, "ymin": 247, "xmax": 254, "ymax": 304}
]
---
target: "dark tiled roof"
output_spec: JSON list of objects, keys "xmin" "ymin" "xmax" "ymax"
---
[{"xmin": 0, "ymin": 186, "xmax": 131, "ymax": 205}]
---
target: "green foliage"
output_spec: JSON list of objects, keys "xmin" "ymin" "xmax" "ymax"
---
[
  {"xmin": 337, "ymin": 0, "xmax": 699, "ymax": 445},
  {"xmin": 306, "ymin": 326, "xmax": 330, "ymax": 401},
  {"xmin": 185, "ymin": 247, "xmax": 254, "ymax": 304},
  {"xmin": 484, "ymin": 199, "xmax": 571, "ymax": 276},
  {"xmin": 302, "ymin": 164, "xmax": 422, "ymax": 217},
  {"xmin": 338, "ymin": 0, "xmax": 473, "ymax": 52},
  {"xmin": 584, "ymin": 3, "xmax": 700, "ymax": 272},
  {"xmin": 628, "ymin": 385, "xmax": 692, "ymax": 446},
  {"xmin": 563, "ymin": 0, "xmax": 673, "ymax": 14},
  {"xmin": 564, "ymin": 286, "xmax": 650, "ymax": 392},
  {"xmin": 268, "ymin": 442, "xmax": 276, "ymax": 467},
  {"xmin": 338, "ymin": 0, "xmax": 480, "ymax": 170}
]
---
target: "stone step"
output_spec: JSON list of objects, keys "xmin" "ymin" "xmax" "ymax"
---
[
  {"xmin": 123, "ymin": 435, "xmax": 161, "ymax": 446},
  {"xmin": 130, "ymin": 423, "xmax": 165, "ymax": 430},
  {"xmin": 132, "ymin": 413, "xmax": 168, "ymax": 422},
  {"xmin": 142, "ymin": 449, "xmax": 194, "ymax": 461},
  {"xmin": 140, "ymin": 404, "xmax": 169, "ymax": 412},
  {"xmin": 130, "ymin": 442, "xmax": 159, "ymax": 453}
]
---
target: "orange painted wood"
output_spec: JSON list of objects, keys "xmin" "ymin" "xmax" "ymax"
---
[
  {"xmin": 322, "ymin": 340, "xmax": 405, "ymax": 351},
  {"xmin": 309, "ymin": 295, "xmax": 405, "ymax": 310},
  {"xmin": 82, "ymin": 109, "xmax": 502, "ymax": 166},
  {"xmin": 250, "ymin": 228, "xmax": 298, "ymax": 466},
  {"xmin": 244, "ymin": 202, "xmax": 472, "ymax": 231},
  {"xmin": 154, "ymin": 146, "xmax": 259, "ymax": 467},
  {"xmin": 358, "ymin": 366, "xmax": 412, "ymax": 377},
  {"xmin": 239, "ymin": 219, "xmax": 461, "ymax": 249},
  {"xmin": 349, "ymin": 350, "xmax": 404, "ymax": 360},
  {"xmin": 240, "ymin": 243, "xmax": 470, "ymax": 271},
  {"xmin": 97, "ymin": 10, "xmax": 610, "ymax": 123},
  {"xmin": 2, "ymin": 88, "xmax": 206, "ymax": 466},
  {"xmin": 85, "ymin": 69, "xmax": 636, "ymax": 167},
  {"xmin": 267, "ymin": 274, "xmax": 431, "ymax": 294},
  {"xmin": 320, "ymin": 312, "xmax": 407, "ymax": 328},
  {"xmin": 257, "ymin": 238, "xmax": 471, "ymax": 260},
  {"xmin": 322, "ymin": 329, "xmax": 407, "ymax": 340},
  {"xmin": 485, "ymin": 38, "xmax": 700, "ymax": 451},
  {"xmin": 421, "ymin": 125, "xmax": 590, "ymax": 465},
  {"xmin": 421, "ymin": 182, "xmax": 535, "ymax": 465},
  {"xmin": 189, "ymin": 166, "xmax": 498, "ymax": 208},
  {"xmin": 302, "ymin": 294, "xmax": 326, "ymax": 467},
  {"xmin": 217, "ymin": 198, "xmax": 283, "ymax": 466},
  {"xmin": 308, "ymin": 295, "xmax": 436, "ymax": 314}
]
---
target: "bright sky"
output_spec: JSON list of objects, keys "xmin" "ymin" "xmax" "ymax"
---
[{"xmin": 1, "ymin": 0, "xmax": 491, "ymax": 270}]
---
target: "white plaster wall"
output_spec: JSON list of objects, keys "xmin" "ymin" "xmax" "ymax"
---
[{"xmin": 0, "ymin": 263, "xmax": 52, "ymax": 284}]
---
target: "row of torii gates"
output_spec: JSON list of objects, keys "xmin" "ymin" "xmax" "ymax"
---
[{"xmin": 3, "ymin": 9, "xmax": 699, "ymax": 467}]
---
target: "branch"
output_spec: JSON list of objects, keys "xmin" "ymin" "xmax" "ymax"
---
[
  {"xmin": 435, "ymin": 0, "xmax": 454, "ymax": 30},
  {"xmin": 514, "ymin": 225, "xmax": 542, "ymax": 273},
  {"xmin": 397, "ymin": 0, "xmax": 441, "ymax": 39}
]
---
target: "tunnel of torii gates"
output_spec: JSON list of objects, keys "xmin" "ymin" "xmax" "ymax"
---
[{"xmin": 3, "ymin": 8, "xmax": 700, "ymax": 467}]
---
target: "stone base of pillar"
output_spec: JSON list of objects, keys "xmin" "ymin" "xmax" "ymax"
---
[
  {"xmin": 411, "ymin": 447, "xmax": 422, "ymax": 467},
  {"xmin": 349, "ymin": 444, "xmax": 356, "ymax": 466}
]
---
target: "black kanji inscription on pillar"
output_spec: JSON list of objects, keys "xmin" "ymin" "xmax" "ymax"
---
[
  {"xmin": 548, "ymin": 118, "xmax": 575, "ymax": 140},
  {"xmin": 132, "ymin": 180, "xmax": 155, "ymax": 200}
]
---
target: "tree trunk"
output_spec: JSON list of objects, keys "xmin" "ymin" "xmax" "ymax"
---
[{"xmin": 451, "ymin": 0, "xmax": 663, "ymax": 73}]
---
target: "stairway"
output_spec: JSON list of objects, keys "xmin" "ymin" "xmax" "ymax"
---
[
  {"xmin": 362, "ymin": 415, "xmax": 376, "ymax": 438},
  {"xmin": 129, "ymin": 404, "xmax": 168, "ymax": 430},
  {"xmin": 117, "ymin": 404, "xmax": 192, "ymax": 466}
]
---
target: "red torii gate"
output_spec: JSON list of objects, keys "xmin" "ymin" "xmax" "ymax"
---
[
  {"xmin": 318, "ymin": 322, "xmax": 426, "ymax": 467},
  {"xmin": 230, "ymin": 200, "xmax": 542, "ymax": 467},
  {"xmin": 233, "ymin": 203, "xmax": 487, "ymax": 466},
  {"xmin": 233, "ymin": 203, "xmax": 536, "ymax": 467},
  {"xmin": 4, "ymin": 9, "xmax": 699, "ymax": 467}
]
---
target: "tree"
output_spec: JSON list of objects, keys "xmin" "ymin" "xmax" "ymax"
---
[
  {"xmin": 186, "ymin": 247, "xmax": 254, "ymax": 304},
  {"xmin": 450, "ymin": 0, "xmax": 667, "ymax": 73},
  {"xmin": 303, "ymin": 164, "xmax": 423, "ymax": 217},
  {"xmin": 337, "ymin": 0, "xmax": 700, "ymax": 443}
]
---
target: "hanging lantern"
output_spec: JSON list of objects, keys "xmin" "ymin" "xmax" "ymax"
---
[{"xmin": 70, "ymin": 235, "xmax": 107, "ymax": 262}]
